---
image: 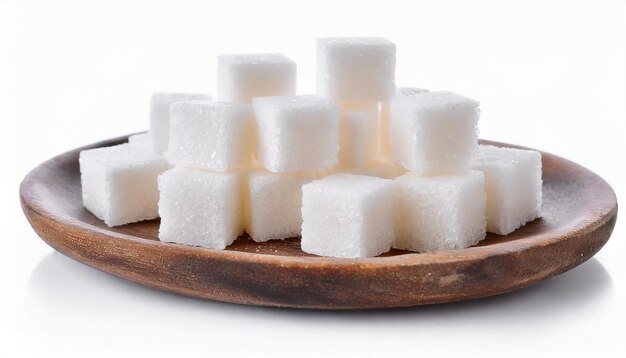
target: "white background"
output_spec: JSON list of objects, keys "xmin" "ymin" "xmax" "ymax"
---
[{"xmin": 1, "ymin": 1, "xmax": 625, "ymax": 357}]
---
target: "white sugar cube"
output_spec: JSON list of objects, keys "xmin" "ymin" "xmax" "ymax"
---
[
  {"xmin": 394, "ymin": 170, "xmax": 486, "ymax": 252},
  {"xmin": 166, "ymin": 101, "xmax": 254, "ymax": 172},
  {"xmin": 317, "ymin": 37, "xmax": 396, "ymax": 102},
  {"xmin": 253, "ymin": 95, "xmax": 339, "ymax": 172},
  {"xmin": 389, "ymin": 91, "xmax": 479, "ymax": 174},
  {"xmin": 471, "ymin": 145, "xmax": 542, "ymax": 235},
  {"xmin": 301, "ymin": 174, "xmax": 395, "ymax": 258},
  {"xmin": 378, "ymin": 87, "xmax": 430, "ymax": 158},
  {"xmin": 158, "ymin": 167, "xmax": 244, "ymax": 249},
  {"xmin": 338, "ymin": 109, "xmax": 378, "ymax": 168},
  {"xmin": 150, "ymin": 92, "xmax": 211, "ymax": 153},
  {"xmin": 218, "ymin": 54, "xmax": 297, "ymax": 103},
  {"xmin": 79, "ymin": 144, "xmax": 168, "ymax": 227},
  {"xmin": 245, "ymin": 170, "xmax": 318, "ymax": 242}
]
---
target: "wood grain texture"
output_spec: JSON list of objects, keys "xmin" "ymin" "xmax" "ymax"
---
[{"xmin": 20, "ymin": 135, "xmax": 618, "ymax": 309}]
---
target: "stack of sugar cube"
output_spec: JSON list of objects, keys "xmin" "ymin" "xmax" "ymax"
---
[{"xmin": 79, "ymin": 37, "xmax": 543, "ymax": 258}]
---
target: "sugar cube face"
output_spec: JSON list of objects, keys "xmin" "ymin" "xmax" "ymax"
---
[
  {"xmin": 378, "ymin": 87, "xmax": 430, "ymax": 158},
  {"xmin": 218, "ymin": 54, "xmax": 297, "ymax": 103},
  {"xmin": 471, "ymin": 145, "xmax": 542, "ymax": 235},
  {"xmin": 166, "ymin": 101, "xmax": 254, "ymax": 172},
  {"xmin": 338, "ymin": 109, "xmax": 378, "ymax": 169},
  {"xmin": 79, "ymin": 144, "xmax": 168, "ymax": 227},
  {"xmin": 394, "ymin": 170, "xmax": 486, "ymax": 252},
  {"xmin": 128, "ymin": 133, "xmax": 153, "ymax": 152},
  {"xmin": 301, "ymin": 174, "xmax": 395, "ymax": 258},
  {"xmin": 317, "ymin": 37, "xmax": 396, "ymax": 102},
  {"xmin": 150, "ymin": 93, "xmax": 211, "ymax": 153},
  {"xmin": 158, "ymin": 167, "xmax": 243, "ymax": 249},
  {"xmin": 389, "ymin": 91, "xmax": 480, "ymax": 174},
  {"xmin": 253, "ymin": 95, "xmax": 339, "ymax": 172},
  {"xmin": 245, "ymin": 170, "xmax": 318, "ymax": 242}
]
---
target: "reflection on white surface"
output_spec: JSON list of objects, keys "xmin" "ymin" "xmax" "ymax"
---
[{"xmin": 25, "ymin": 252, "xmax": 613, "ymax": 356}]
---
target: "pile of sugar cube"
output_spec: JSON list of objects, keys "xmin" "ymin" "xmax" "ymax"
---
[{"xmin": 79, "ymin": 38, "xmax": 543, "ymax": 258}]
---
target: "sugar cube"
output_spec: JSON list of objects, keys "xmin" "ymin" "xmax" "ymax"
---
[
  {"xmin": 338, "ymin": 109, "xmax": 378, "ymax": 168},
  {"xmin": 394, "ymin": 170, "xmax": 486, "ymax": 252},
  {"xmin": 301, "ymin": 174, "xmax": 395, "ymax": 258},
  {"xmin": 253, "ymin": 95, "xmax": 339, "ymax": 172},
  {"xmin": 158, "ymin": 167, "xmax": 244, "ymax": 249},
  {"xmin": 389, "ymin": 91, "xmax": 480, "ymax": 174},
  {"xmin": 471, "ymin": 144, "xmax": 542, "ymax": 235},
  {"xmin": 317, "ymin": 37, "xmax": 396, "ymax": 102},
  {"xmin": 166, "ymin": 101, "xmax": 254, "ymax": 172},
  {"xmin": 245, "ymin": 170, "xmax": 318, "ymax": 242},
  {"xmin": 218, "ymin": 54, "xmax": 297, "ymax": 103},
  {"xmin": 378, "ymin": 87, "xmax": 430, "ymax": 158},
  {"xmin": 150, "ymin": 92, "xmax": 211, "ymax": 153},
  {"xmin": 79, "ymin": 144, "xmax": 168, "ymax": 227}
]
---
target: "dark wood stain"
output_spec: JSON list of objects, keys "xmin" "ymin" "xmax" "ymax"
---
[{"xmin": 19, "ymin": 135, "xmax": 618, "ymax": 309}]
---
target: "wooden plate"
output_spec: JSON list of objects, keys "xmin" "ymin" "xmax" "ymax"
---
[{"xmin": 20, "ymin": 135, "xmax": 618, "ymax": 309}]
